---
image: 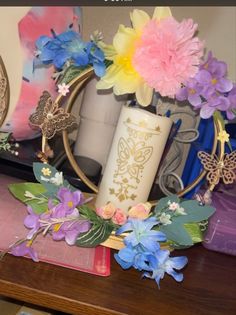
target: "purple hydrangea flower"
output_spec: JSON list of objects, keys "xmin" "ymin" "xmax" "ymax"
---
[
  {"xmin": 196, "ymin": 69, "xmax": 233, "ymax": 96},
  {"xmin": 24, "ymin": 206, "xmax": 41, "ymax": 239},
  {"xmin": 200, "ymin": 51, "xmax": 227, "ymax": 75},
  {"xmin": 52, "ymin": 218, "xmax": 91, "ymax": 245},
  {"xmin": 199, "ymin": 93, "xmax": 230, "ymax": 119},
  {"xmin": 53, "ymin": 187, "xmax": 85, "ymax": 218},
  {"xmin": 11, "ymin": 241, "xmax": 39, "ymax": 262},
  {"xmin": 176, "ymin": 78, "xmax": 202, "ymax": 106},
  {"xmin": 225, "ymin": 84, "xmax": 236, "ymax": 119},
  {"xmin": 143, "ymin": 249, "xmax": 188, "ymax": 288},
  {"xmin": 177, "ymin": 51, "xmax": 235, "ymax": 119}
]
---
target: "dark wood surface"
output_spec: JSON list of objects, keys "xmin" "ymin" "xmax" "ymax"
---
[{"xmin": 0, "ymin": 245, "xmax": 235, "ymax": 315}]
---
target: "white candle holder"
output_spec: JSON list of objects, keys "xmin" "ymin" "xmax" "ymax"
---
[{"xmin": 74, "ymin": 77, "xmax": 124, "ymax": 170}]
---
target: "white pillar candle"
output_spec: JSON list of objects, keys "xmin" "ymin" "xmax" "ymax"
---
[
  {"xmin": 74, "ymin": 77, "xmax": 125, "ymax": 170},
  {"xmin": 95, "ymin": 105, "xmax": 172, "ymax": 212}
]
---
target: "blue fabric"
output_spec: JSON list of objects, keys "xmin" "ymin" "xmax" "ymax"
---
[{"xmin": 182, "ymin": 117, "xmax": 215, "ymax": 198}]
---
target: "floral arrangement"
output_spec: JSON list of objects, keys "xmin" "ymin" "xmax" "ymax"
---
[
  {"xmin": 4, "ymin": 162, "xmax": 215, "ymax": 287},
  {"xmin": 34, "ymin": 6, "xmax": 236, "ymax": 122},
  {"xmin": 2, "ymin": 6, "xmax": 235, "ymax": 288}
]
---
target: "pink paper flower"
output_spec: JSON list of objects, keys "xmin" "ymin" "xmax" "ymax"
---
[
  {"xmin": 96, "ymin": 203, "xmax": 116, "ymax": 220},
  {"xmin": 133, "ymin": 17, "xmax": 204, "ymax": 97},
  {"xmin": 112, "ymin": 208, "xmax": 127, "ymax": 225},
  {"xmin": 128, "ymin": 202, "xmax": 152, "ymax": 220}
]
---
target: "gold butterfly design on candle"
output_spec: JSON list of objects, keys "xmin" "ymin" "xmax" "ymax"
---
[
  {"xmin": 116, "ymin": 137, "xmax": 153, "ymax": 183},
  {"xmin": 29, "ymin": 91, "xmax": 77, "ymax": 139},
  {"xmin": 198, "ymin": 151, "xmax": 236, "ymax": 186}
]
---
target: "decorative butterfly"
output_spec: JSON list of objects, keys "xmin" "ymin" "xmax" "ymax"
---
[
  {"xmin": 29, "ymin": 91, "xmax": 77, "ymax": 139},
  {"xmin": 116, "ymin": 137, "xmax": 153, "ymax": 183},
  {"xmin": 198, "ymin": 151, "xmax": 236, "ymax": 186}
]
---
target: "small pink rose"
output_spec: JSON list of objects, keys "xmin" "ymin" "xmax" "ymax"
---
[
  {"xmin": 96, "ymin": 202, "xmax": 116, "ymax": 219},
  {"xmin": 128, "ymin": 202, "xmax": 152, "ymax": 220},
  {"xmin": 112, "ymin": 208, "xmax": 127, "ymax": 225}
]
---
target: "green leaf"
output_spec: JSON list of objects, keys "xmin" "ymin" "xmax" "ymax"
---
[
  {"xmin": 176, "ymin": 200, "xmax": 215, "ymax": 223},
  {"xmin": 159, "ymin": 198, "xmax": 215, "ymax": 246},
  {"xmin": 33, "ymin": 162, "xmax": 74, "ymax": 197},
  {"xmin": 8, "ymin": 182, "xmax": 47, "ymax": 214},
  {"xmin": 184, "ymin": 223, "xmax": 203, "ymax": 243},
  {"xmin": 104, "ymin": 59, "xmax": 113, "ymax": 68},
  {"xmin": 76, "ymin": 222, "xmax": 114, "ymax": 247},
  {"xmin": 60, "ymin": 65, "xmax": 89, "ymax": 85},
  {"xmin": 214, "ymin": 111, "xmax": 225, "ymax": 129},
  {"xmin": 154, "ymin": 195, "xmax": 180, "ymax": 215},
  {"xmin": 160, "ymin": 221, "xmax": 193, "ymax": 246},
  {"xmin": 79, "ymin": 205, "xmax": 102, "ymax": 224}
]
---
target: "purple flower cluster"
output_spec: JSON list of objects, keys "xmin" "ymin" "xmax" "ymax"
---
[
  {"xmin": 176, "ymin": 52, "xmax": 235, "ymax": 119},
  {"xmin": 10, "ymin": 187, "xmax": 90, "ymax": 260}
]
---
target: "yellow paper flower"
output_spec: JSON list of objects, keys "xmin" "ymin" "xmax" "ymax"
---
[
  {"xmin": 96, "ymin": 7, "xmax": 172, "ymax": 107},
  {"xmin": 217, "ymin": 130, "xmax": 230, "ymax": 143},
  {"xmin": 41, "ymin": 167, "xmax": 51, "ymax": 176}
]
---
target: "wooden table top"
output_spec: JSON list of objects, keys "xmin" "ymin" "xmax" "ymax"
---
[{"xmin": 0, "ymin": 244, "xmax": 235, "ymax": 315}]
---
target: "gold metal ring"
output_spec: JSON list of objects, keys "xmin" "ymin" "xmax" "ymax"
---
[{"xmin": 62, "ymin": 68, "xmax": 220, "ymax": 203}]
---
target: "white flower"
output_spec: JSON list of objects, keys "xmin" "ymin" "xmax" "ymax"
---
[
  {"xmin": 40, "ymin": 172, "xmax": 63, "ymax": 186},
  {"xmin": 175, "ymin": 207, "xmax": 187, "ymax": 216},
  {"xmin": 50, "ymin": 172, "xmax": 63, "ymax": 186},
  {"xmin": 58, "ymin": 83, "xmax": 70, "ymax": 96},
  {"xmin": 168, "ymin": 202, "xmax": 179, "ymax": 211},
  {"xmin": 40, "ymin": 176, "xmax": 50, "ymax": 182},
  {"xmin": 160, "ymin": 213, "xmax": 172, "ymax": 225}
]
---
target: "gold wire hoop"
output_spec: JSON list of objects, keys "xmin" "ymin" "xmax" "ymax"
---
[{"xmin": 61, "ymin": 68, "xmax": 221, "ymax": 204}]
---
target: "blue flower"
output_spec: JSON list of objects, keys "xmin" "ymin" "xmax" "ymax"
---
[
  {"xmin": 35, "ymin": 30, "xmax": 105, "ymax": 77},
  {"xmin": 114, "ymin": 244, "xmax": 152, "ymax": 271},
  {"xmin": 86, "ymin": 42, "xmax": 106, "ymax": 77},
  {"xmin": 143, "ymin": 249, "xmax": 188, "ymax": 288},
  {"xmin": 116, "ymin": 217, "xmax": 166, "ymax": 252}
]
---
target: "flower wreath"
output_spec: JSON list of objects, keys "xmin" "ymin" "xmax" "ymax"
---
[{"xmin": 1, "ymin": 7, "xmax": 236, "ymax": 288}]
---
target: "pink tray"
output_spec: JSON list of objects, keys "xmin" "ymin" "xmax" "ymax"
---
[{"xmin": 0, "ymin": 175, "xmax": 110, "ymax": 276}]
